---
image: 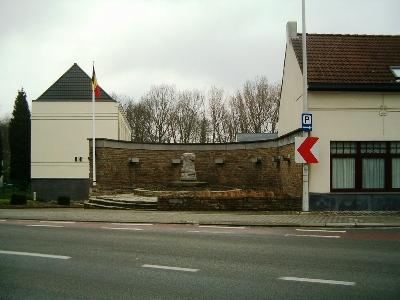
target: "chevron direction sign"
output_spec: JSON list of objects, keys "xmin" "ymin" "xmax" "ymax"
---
[{"xmin": 295, "ymin": 137, "xmax": 319, "ymax": 163}]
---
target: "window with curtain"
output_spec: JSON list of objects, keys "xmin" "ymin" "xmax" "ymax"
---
[
  {"xmin": 331, "ymin": 141, "xmax": 400, "ymax": 192},
  {"xmin": 393, "ymin": 158, "xmax": 400, "ymax": 188},
  {"xmin": 332, "ymin": 158, "xmax": 355, "ymax": 189},
  {"xmin": 362, "ymin": 158, "xmax": 385, "ymax": 188}
]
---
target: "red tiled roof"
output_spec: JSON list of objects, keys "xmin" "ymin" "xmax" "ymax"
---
[{"xmin": 291, "ymin": 34, "xmax": 400, "ymax": 83}]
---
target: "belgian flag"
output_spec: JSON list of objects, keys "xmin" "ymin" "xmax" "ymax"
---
[{"xmin": 91, "ymin": 66, "xmax": 101, "ymax": 99}]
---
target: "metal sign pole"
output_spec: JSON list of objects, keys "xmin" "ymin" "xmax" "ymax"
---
[{"xmin": 302, "ymin": 0, "xmax": 309, "ymax": 211}]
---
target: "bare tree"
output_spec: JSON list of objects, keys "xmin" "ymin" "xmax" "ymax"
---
[
  {"xmin": 113, "ymin": 93, "xmax": 152, "ymax": 142},
  {"xmin": 170, "ymin": 89, "xmax": 204, "ymax": 143},
  {"xmin": 142, "ymin": 84, "xmax": 176, "ymax": 143},
  {"xmin": 229, "ymin": 77, "xmax": 281, "ymax": 135},
  {"xmin": 113, "ymin": 76, "xmax": 280, "ymax": 144},
  {"xmin": 222, "ymin": 97, "xmax": 240, "ymax": 142},
  {"xmin": 267, "ymin": 82, "xmax": 280, "ymax": 133},
  {"xmin": 229, "ymin": 90, "xmax": 250, "ymax": 134},
  {"xmin": 208, "ymin": 86, "xmax": 229, "ymax": 143},
  {"xmin": 198, "ymin": 113, "xmax": 210, "ymax": 143}
]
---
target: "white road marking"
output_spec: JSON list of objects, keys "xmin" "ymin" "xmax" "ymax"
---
[
  {"xmin": 188, "ymin": 230, "xmax": 234, "ymax": 234},
  {"xmin": 26, "ymin": 225, "xmax": 64, "ymax": 228},
  {"xmin": 102, "ymin": 227, "xmax": 143, "ymax": 231},
  {"xmin": 111, "ymin": 223, "xmax": 153, "ymax": 226},
  {"xmin": 40, "ymin": 221, "xmax": 75, "ymax": 224},
  {"xmin": 0, "ymin": 220, "xmax": 6, "ymax": 222},
  {"xmin": 199, "ymin": 225, "xmax": 245, "ymax": 229},
  {"xmin": 0, "ymin": 250, "xmax": 71, "ymax": 260},
  {"xmin": 278, "ymin": 276, "xmax": 355, "ymax": 286},
  {"xmin": 285, "ymin": 234, "xmax": 340, "ymax": 238},
  {"xmin": 296, "ymin": 229, "xmax": 346, "ymax": 233},
  {"xmin": 142, "ymin": 264, "xmax": 199, "ymax": 272}
]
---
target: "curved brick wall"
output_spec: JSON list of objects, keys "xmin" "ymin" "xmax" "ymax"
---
[{"xmin": 89, "ymin": 131, "xmax": 303, "ymax": 197}]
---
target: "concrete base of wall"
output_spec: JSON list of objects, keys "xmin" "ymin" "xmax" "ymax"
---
[
  {"xmin": 31, "ymin": 178, "xmax": 89, "ymax": 201},
  {"xmin": 310, "ymin": 193, "xmax": 400, "ymax": 211}
]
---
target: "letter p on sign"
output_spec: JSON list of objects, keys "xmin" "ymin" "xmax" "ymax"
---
[{"xmin": 295, "ymin": 137, "xmax": 319, "ymax": 163}]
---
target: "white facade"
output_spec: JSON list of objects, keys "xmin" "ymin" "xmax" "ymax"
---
[
  {"xmin": 31, "ymin": 101, "xmax": 131, "ymax": 180},
  {"xmin": 279, "ymin": 23, "xmax": 400, "ymax": 210},
  {"xmin": 307, "ymin": 92, "xmax": 399, "ymax": 194},
  {"xmin": 278, "ymin": 34, "xmax": 304, "ymax": 137}
]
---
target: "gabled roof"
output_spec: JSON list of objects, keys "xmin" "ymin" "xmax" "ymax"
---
[
  {"xmin": 291, "ymin": 34, "xmax": 400, "ymax": 90},
  {"xmin": 35, "ymin": 63, "xmax": 114, "ymax": 101}
]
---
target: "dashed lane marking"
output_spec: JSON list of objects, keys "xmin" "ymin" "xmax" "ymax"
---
[
  {"xmin": 142, "ymin": 264, "xmax": 199, "ymax": 272},
  {"xmin": 40, "ymin": 221, "xmax": 75, "ymax": 224},
  {"xmin": 278, "ymin": 276, "xmax": 355, "ymax": 286},
  {"xmin": 26, "ymin": 225, "xmax": 64, "ymax": 228},
  {"xmin": 285, "ymin": 234, "xmax": 340, "ymax": 238},
  {"xmin": 111, "ymin": 223, "xmax": 153, "ymax": 226},
  {"xmin": 187, "ymin": 230, "xmax": 234, "ymax": 234},
  {"xmin": 0, "ymin": 250, "xmax": 71, "ymax": 260},
  {"xmin": 198, "ymin": 225, "xmax": 246, "ymax": 229},
  {"xmin": 102, "ymin": 227, "xmax": 143, "ymax": 231},
  {"xmin": 296, "ymin": 229, "xmax": 346, "ymax": 233}
]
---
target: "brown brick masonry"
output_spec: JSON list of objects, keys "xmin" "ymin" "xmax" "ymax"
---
[
  {"xmin": 157, "ymin": 195, "xmax": 301, "ymax": 211},
  {"xmin": 89, "ymin": 130, "xmax": 303, "ymax": 203}
]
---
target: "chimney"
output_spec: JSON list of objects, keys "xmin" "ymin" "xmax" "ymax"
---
[{"xmin": 286, "ymin": 21, "xmax": 298, "ymax": 42}]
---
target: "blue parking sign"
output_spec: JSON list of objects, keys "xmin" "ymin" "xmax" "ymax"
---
[{"xmin": 302, "ymin": 113, "xmax": 312, "ymax": 132}]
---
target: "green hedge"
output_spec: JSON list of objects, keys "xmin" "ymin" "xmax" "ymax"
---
[
  {"xmin": 57, "ymin": 196, "xmax": 70, "ymax": 206},
  {"xmin": 10, "ymin": 194, "xmax": 28, "ymax": 205}
]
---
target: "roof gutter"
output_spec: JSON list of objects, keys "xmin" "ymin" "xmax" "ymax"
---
[{"xmin": 308, "ymin": 82, "xmax": 400, "ymax": 92}]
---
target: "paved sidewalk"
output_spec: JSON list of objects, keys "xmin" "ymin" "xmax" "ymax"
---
[{"xmin": 1, "ymin": 208, "xmax": 400, "ymax": 227}]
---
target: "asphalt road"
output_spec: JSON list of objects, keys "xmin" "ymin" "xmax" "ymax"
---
[{"xmin": 1, "ymin": 221, "xmax": 399, "ymax": 299}]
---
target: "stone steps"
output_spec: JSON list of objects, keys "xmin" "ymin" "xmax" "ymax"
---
[{"xmin": 84, "ymin": 195, "xmax": 158, "ymax": 210}]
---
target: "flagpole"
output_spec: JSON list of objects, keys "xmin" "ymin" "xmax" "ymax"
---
[{"xmin": 92, "ymin": 62, "xmax": 96, "ymax": 186}]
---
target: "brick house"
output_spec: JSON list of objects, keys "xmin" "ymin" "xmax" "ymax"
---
[{"xmin": 279, "ymin": 22, "xmax": 400, "ymax": 210}]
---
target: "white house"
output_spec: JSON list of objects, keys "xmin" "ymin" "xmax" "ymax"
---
[
  {"xmin": 31, "ymin": 63, "xmax": 132, "ymax": 200},
  {"xmin": 279, "ymin": 22, "xmax": 400, "ymax": 210}
]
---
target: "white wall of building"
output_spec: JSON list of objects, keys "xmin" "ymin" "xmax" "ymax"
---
[
  {"xmin": 308, "ymin": 92, "xmax": 400, "ymax": 193},
  {"xmin": 278, "ymin": 38, "xmax": 304, "ymax": 137},
  {"xmin": 31, "ymin": 101, "xmax": 131, "ymax": 179}
]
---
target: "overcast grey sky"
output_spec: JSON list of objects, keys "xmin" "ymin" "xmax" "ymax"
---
[{"xmin": 0, "ymin": 0, "xmax": 398, "ymax": 118}]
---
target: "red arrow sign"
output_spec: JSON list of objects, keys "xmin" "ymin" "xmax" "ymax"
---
[{"xmin": 296, "ymin": 137, "xmax": 319, "ymax": 163}]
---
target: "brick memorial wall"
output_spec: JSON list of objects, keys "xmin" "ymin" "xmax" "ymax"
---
[
  {"xmin": 157, "ymin": 194, "xmax": 301, "ymax": 211},
  {"xmin": 89, "ymin": 130, "xmax": 303, "ymax": 210}
]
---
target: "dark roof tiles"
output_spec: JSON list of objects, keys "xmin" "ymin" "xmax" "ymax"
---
[
  {"xmin": 291, "ymin": 34, "xmax": 400, "ymax": 83},
  {"xmin": 36, "ymin": 63, "xmax": 114, "ymax": 101}
]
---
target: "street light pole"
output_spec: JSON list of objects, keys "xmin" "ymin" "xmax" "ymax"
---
[{"xmin": 302, "ymin": 0, "xmax": 309, "ymax": 211}]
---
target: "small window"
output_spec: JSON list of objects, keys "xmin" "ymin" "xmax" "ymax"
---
[
  {"xmin": 330, "ymin": 141, "xmax": 357, "ymax": 154},
  {"xmin": 390, "ymin": 66, "xmax": 400, "ymax": 81},
  {"xmin": 360, "ymin": 141, "xmax": 386, "ymax": 154},
  {"xmin": 390, "ymin": 142, "xmax": 400, "ymax": 154}
]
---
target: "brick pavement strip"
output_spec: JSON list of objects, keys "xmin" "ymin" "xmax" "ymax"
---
[{"xmin": 0, "ymin": 209, "xmax": 399, "ymax": 227}]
